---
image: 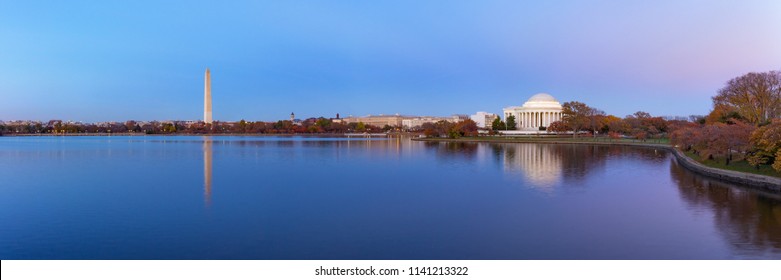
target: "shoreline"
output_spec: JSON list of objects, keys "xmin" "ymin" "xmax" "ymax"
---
[
  {"xmin": 0, "ymin": 132, "xmax": 408, "ymax": 137},
  {"xmin": 4, "ymin": 133, "xmax": 778, "ymax": 191},
  {"xmin": 414, "ymin": 137, "xmax": 781, "ymax": 192}
]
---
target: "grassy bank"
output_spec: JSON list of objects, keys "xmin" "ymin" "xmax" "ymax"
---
[{"xmin": 683, "ymin": 151, "xmax": 781, "ymax": 178}]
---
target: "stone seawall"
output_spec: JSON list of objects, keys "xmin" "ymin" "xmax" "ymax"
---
[
  {"xmin": 668, "ymin": 148, "xmax": 781, "ymax": 192},
  {"xmin": 414, "ymin": 137, "xmax": 781, "ymax": 192}
]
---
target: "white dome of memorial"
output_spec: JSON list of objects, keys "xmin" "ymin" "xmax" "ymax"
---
[
  {"xmin": 524, "ymin": 93, "xmax": 560, "ymax": 106},
  {"xmin": 503, "ymin": 93, "xmax": 563, "ymax": 130}
]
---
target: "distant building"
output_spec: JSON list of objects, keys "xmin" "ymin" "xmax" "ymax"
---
[
  {"xmin": 336, "ymin": 114, "xmax": 470, "ymax": 129},
  {"xmin": 662, "ymin": 115, "xmax": 689, "ymax": 121},
  {"xmin": 470, "ymin": 112, "xmax": 498, "ymax": 128},
  {"xmin": 287, "ymin": 113, "xmax": 304, "ymax": 125},
  {"xmin": 340, "ymin": 114, "xmax": 407, "ymax": 127},
  {"xmin": 401, "ymin": 115, "xmax": 467, "ymax": 129},
  {"xmin": 331, "ymin": 113, "xmax": 343, "ymax": 124},
  {"xmin": 503, "ymin": 93, "xmax": 563, "ymax": 130},
  {"xmin": 181, "ymin": 120, "xmax": 200, "ymax": 127}
]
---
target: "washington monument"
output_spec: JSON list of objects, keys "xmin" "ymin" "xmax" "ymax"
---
[{"xmin": 204, "ymin": 68, "xmax": 212, "ymax": 124}]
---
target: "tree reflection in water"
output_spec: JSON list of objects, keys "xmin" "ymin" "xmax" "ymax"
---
[
  {"xmin": 423, "ymin": 141, "xmax": 479, "ymax": 161},
  {"xmin": 4, "ymin": 136, "xmax": 781, "ymax": 259},
  {"xmin": 428, "ymin": 141, "xmax": 780, "ymax": 257},
  {"xmin": 670, "ymin": 161, "xmax": 781, "ymax": 258}
]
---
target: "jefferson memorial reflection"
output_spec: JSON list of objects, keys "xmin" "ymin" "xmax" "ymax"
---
[{"xmin": 498, "ymin": 144, "xmax": 563, "ymax": 190}]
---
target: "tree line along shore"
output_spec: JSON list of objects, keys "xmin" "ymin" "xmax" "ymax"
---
[
  {"xmin": 2, "ymin": 70, "xmax": 780, "ymax": 177},
  {"xmin": 425, "ymin": 70, "xmax": 781, "ymax": 178}
]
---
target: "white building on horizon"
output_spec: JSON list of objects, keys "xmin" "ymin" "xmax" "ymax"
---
[
  {"xmin": 470, "ymin": 112, "xmax": 498, "ymax": 128},
  {"xmin": 401, "ymin": 115, "xmax": 467, "ymax": 129},
  {"xmin": 503, "ymin": 93, "xmax": 563, "ymax": 130}
]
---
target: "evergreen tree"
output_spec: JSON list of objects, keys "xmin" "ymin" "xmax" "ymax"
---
[
  {"xmin": 506, "ymin": 115, "xmax": 517, "ymax": 130},
  {"xmin": 491, "ymin": 117, "xmax": 505, "ymax": 131}
]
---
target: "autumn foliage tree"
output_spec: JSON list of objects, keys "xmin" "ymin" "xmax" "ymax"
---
[
  {"xmin": 419, "ymin": 119, "xmax": 477, "ymax": 138},
  {"xmin": 453, "ymin": 119, "xmax": 479, "ymax": 137},
  {"xmin": 673, "ymin": 120, "xmax": 753, "ymax": 165},
  {"xmin": 546, "ymin": 120, "xmax": 570, "ymax": 134},
  {"xmin": 670, "ymin": 122, "xmax": 703, "ymax": 151},
  {"xmin": 747, "ymin": 120, "xmax": 781, "ymax": 171},
  {"xmin": 712, "ymin": 70, "xmax": 781, "ymax": 125},
  {"xmin": 706, "ymin": 104, "xmax": 744, "ymax": 124},
  {"xmin": 561, "ymin": 101, "xmax": 596, "ymax": 138},
  {"xmin": 711, "ymin": 121, "xmax": 754, "ymax": 165},
  {"xmin": 667, "ymin": 70, "xmax": 781, "ymax": 172},
  {"xmin": 587, "ymin": 110, "xmax": 606, "ymax": 137},
  {"xmin": 602, "ymin": 115, "xmax": 629, "ymax": 134},
  {"xmin": 624, "ymin": 111, "xmax": 668, "ymax": 140}
]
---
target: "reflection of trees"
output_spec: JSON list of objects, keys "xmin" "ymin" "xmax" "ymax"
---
[
  {"xmin": 195, "ymin": 137, "xmax": 409, "ymax": 160},
  {"xmin": 423, "ymin": 142, "xmax": 479, "ymax": 161},
  {"xmin": 340, "ymin": 137, "xmax": 405, "ymax": 157},
  {"xmin": 670, "ymin": 161, "xmax": 781, "ymax": 257},
  {"xmin": 554, "ymin": 144, "xmax": 609, "ymax": 182},
  {"xmin": 275, "ymin": 140, "xmax": 296, "ymax": 148},
  {"xmin": 489, "ymin": 143, "xmax": 504, "ymax": 167},
  {"xmin": 300, "ymin": 141, "xmax": 336, "ymax": 148},
  {"xmin": 553, "ymin": 145, "xmax": 665, "ymax": 183},
  {"xmin": 232, "ymin": 140, "xmax": 266, "ymax": 148},
  {"xmin": 485, "ymin": 143, "xmax": 668, "ymax": 190}
]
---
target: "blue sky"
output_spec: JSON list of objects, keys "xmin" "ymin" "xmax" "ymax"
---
[{"xmin": 1, "ymin": 0, "xmax": 780, "ymax": 122}]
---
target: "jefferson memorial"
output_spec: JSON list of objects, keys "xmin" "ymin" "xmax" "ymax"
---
[{"xmin": 503, "ymin": 93, "xmax": 563, "ymax": 130}]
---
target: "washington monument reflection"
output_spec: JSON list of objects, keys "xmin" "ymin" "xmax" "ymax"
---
[{"xmin": 203, "ymin": 136, "xmax": 213, "ymax": 206}]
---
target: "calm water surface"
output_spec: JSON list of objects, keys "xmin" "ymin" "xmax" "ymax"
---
[{"xmin": 0, "ymin": 136, "xmax": 779, "ymax": 259}]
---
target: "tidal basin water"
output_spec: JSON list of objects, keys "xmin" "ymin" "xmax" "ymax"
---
[{"xmin": 0, "ymin": 136, "xmax": 779, "ymax": 260}]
